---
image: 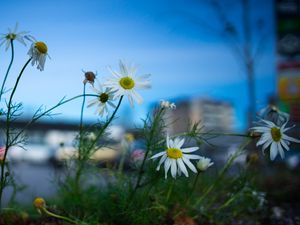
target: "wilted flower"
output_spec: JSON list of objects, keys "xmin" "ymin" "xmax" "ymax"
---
[
  {"xmin": 104, "ymin": 60, "xmax": 151, "ymax": 107},
  {"xmin": 88, "ymin": 80, "xmax": 116, "ymax": 116},
  {"xmin": 83, "ymin": 71, "xmax": 96, "ymax": 85},
  {"xmin": 196, "ymin": 156, "xmax": 213, "ymax": 172},
  {"xmin": 0, "ymin": 23, "xmax": 27, "ymax": 50},
  {"xmin": 258, "ymin": 104, "xmax": 289, "ymax": 125},
  {"xmin": 27, "ymin": 37, "xmax": 49, "ymax": 71},
  {"xmin": 250, "ymin": 119, "xmax": 300, "ymax": 160},
  {"xmin": 151, "ymin": 135, "xmax": 201, "ymax": 179},
  {"xmin": 160, "ymin": 99, "xmax": 176, "ymax": 109}
]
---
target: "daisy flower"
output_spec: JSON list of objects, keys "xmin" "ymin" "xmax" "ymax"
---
[
  {"xmin": 104, "ymin": 60, "xmax": 151, "ymax": 107},
  {"xmin": 27, "ymin": 37, "xmax": 49, "ymax": 71},
  {"xmin": 87, "ymin": 80, "xmax": 116, "ymax": 116},
  {"xmin": 196, "ymin": 156, "xmax": 213, "ymax": 171},
  {"xmin": 151, "ymin": 136, "xmax": 201, "ymax": 179},
  {"xmin": 250, "ymin": 119, "xmax": 300, "ymax": 160},
  {"xmin": 0, "ymin": 23, "xmax": 27, "ymax": 50}
]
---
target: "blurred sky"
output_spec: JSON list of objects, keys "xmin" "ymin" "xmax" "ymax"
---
[{"xmin": 0, "ymin": 0, "xmax": 275, "ymax": 131}]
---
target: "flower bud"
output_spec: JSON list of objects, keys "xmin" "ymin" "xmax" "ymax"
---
[
  {"xmin": 196, "ymin": 156, "xmax": 213, "ymax": 172},
  {"xmin": 33, "ymin": 197, "xmax": 46, "ymax": 209}
]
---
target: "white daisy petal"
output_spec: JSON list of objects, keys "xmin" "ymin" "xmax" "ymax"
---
[
  {"xmin": 182, "ymin": 156, "xmax": 197, "ymax": 173},
  {"xmin": 151, "ymin": 151, "xmax": 166, "ymax": 159},
  {"xmin": 164, "ymin": 158, "xmax": 172, "ymax": 179},
  {"xmin": 177, "ymin": 158, "xmax": 188, "ymax": 177},
  {"xmin": 282, "ymin": 134, "xmax": 300, "ymax": 143},
  {"xmin": 181, "ymin": 147, "xmax": 199, "ymax": 153},
  {"xmin": 171, "ymin": 159, "xmax": 177, "ymax": 178},
  {"xmin": 270, "ymin": 142, "xmax": 278, "ymax": 160},
  {"xmin": 184, "ymin": 154, "xmax": 201, "ymax": 160},
  {"xmin": 280, "ymin": 139, "xmax": 290, "ymax": 151},
  {"xmin": 156, "ymin": 154, "xmax": 167, "ymax": 171},
  {"xmin": 277, "ymin": 143, "xmax": 285, "ymax": 159}
]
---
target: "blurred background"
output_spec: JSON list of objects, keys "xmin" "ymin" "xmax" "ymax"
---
[{"xmin": 0, "ymin": 0, "xmax": 299, "ymax": 211}]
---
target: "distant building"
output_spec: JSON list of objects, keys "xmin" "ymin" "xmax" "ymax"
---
[{"xmin": 164, "ymin": 98, "xmax": 235, "ymax": 135}]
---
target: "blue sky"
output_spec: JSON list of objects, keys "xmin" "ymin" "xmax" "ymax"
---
[{"xmin": 0, "ymin": 0, "xmax": 275, "ymax": 131}]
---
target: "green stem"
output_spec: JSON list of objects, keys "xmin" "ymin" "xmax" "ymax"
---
[
  {"xmin": 166, "ymin": 179, "xmax": 175, "ymax": 202},
  {"xmin": 130, "ymin": 108, "xmax": 164, "ymax": 200},
  {"xmin": 193, "ymin": 138, "xmax": 251, "ymax": 207},
  {"xmin": 42, "ymin": 207, "xmax": 78, "ymax": 224},
  {"xmin": 187, "ymin": 172, "xmax": 200, "ymax": 203},
  {"xmin": 0, "ymin": 40, "xmax": 14, "ymax": 101},
  {"xmin": 10, "ymin": 94, "xmax": 99, "ymax": 146},
  {"xmin": 74, "ymin": 84, "xmax": 87, "ymax": 194},
  {"xmin": 79, "ymin": 84, "xmax": 86, "ymax": 133},
  {"xmin": 87, "ymin": 95, "xmax": 123, "ymax": 151},
  {"xmin": 0, "ymin": 57, "xmax": 31, "ymax": 210}
]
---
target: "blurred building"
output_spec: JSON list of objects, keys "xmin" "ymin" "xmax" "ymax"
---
[
  {"xmin": 164, "ymin": 98, "xmax": 235, "ymax": 135},
  {"xmin": 0, "ymin": 120, "xmax": 125, "ymax": 163}
]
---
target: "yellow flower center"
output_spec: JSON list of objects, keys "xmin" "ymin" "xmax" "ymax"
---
[
  {"xmin": 6, "ymin": 33, "xmax": 16, "ymax": 40},
  {"xmin": 99, "ymin": 93, "xmax": 109, "ymax": 103},
  {"xmin": 166, "ymin": 148, "xmax": 183, "ymax": 159},
  {"xmin": 33, "ymin": 197, "xmax": 46, "ymax": 209},
  {"xmin": 119, "ymin": 77, "xmax": 135, "ymax": 90},
  {"xmin": 35, "ymin": 42, "xmax": 48, "ymax": 54},
  {"xmin": 271, "ymin": 127, "xmax": 281, "ymax": 142}
]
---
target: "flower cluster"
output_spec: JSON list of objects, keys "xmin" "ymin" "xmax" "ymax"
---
[
  {"xmin": 0, "ymin": 24, "xmax": 49, "ymax": 71},
  {"xmin": 160, "ymin": 99, "xmax": 176, "ymax": 109}
]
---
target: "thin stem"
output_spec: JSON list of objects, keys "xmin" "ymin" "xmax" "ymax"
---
[
  {"xmin": 193, "ymin": 138, "xmax": 251, "ymax": 207},
  {"xmin": 0, "ymin": 40, "xmax": 14, "ymax": 101},
  {"xmin": 130, "ymin": 108, "xmax": 164, "ymax": 200},
  {"xmin": 166, "ymin": 179, "xmax": 175, "ymax": 202},
  {"xmin": 87, "ymin": 95, "xmax": 123, "ymax": 151},
  {"xmin": 0, "ymin": 57, "xmax": 32, "ymax": 209},
  {"xmin": 79, "ymin": 84, "xmax": 86, "ymax": 132},
  {"xmin": 10, "ymin": 94, "xmax": 99, "ymax": 146},
  {"xmin": 157, "ymin": 131, "xmax": 253, "ymax": 146},
  {"xmin": 42, "ymin": 207, "xmax": 78, "ymax": 224},
  {"xmin": 74, "ymin": 84, "xmax": 87, "ymax": 194},
  {"xmin": 186, "ymin": 172, "xmax": 200, "ymax": 204}
]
